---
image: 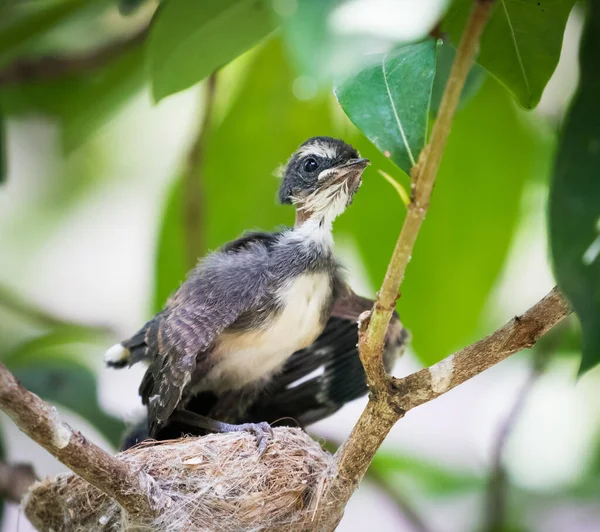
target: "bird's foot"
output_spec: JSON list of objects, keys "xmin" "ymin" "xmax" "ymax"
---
[{"xmin": 232, "ymin": 421, "xmax": 273, "ymax": 455}]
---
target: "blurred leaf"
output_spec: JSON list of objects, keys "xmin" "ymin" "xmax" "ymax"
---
[
  {"xmin": 148, "ymin": 0, "xmax": 277, "ymax": 102},
  {"xmin": 341, "ymin": 77, "xmax": 551, "ymax": 365},
  {"xmin": 118, "ymin": 0, "xmax": 149, "ymax": 16},
  {"xmin": 549, "ymin": 2, "xmax": 600, "ymax": 374},
  {"xmin": 153, "ymin": 177, "xmax": 187, "ymax": 312},
  {"xmin": 278, "ymin": 0, "xmax": 336, "ymax": 84},
  {"xmin": 0, "ymin": 0, "xmax": 101, "ymax": 66},
  {"xmin": 371, "ymin": 451, "xmax": 484, "ymax": 496},
  {"xmin": 61, "ymin": 44, "xmax": 146, "ymax": 152},
  {"xmin": 4, "ymin": 331, "xmax": 124, "ymax": 447},
  {"xmin": 0, "ymin": 43, "xmax": 145, "ymax": 151},
  {"xmin": 430, "ymin": 40, "xmax": 485, "ymax": 114},
  {"xmin": 334, "ymin": 39, "xmax": 437, "ymax": 174},
  {"xmin": 443, "ymin": 0, "xmax": 575, "ymax": 109},
  {"xmin": 0, "ymin": 114, "xmax": 5, "ymax": 184}
]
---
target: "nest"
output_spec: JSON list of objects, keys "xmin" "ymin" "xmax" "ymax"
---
[{"xmin": 24, "ymin": 427, "xmax": 340, "ymax": 531}]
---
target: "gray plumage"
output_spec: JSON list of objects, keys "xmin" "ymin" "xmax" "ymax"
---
[{"xmin": 108, "ymin": 136, "xmax": 373, "ymax": 441}]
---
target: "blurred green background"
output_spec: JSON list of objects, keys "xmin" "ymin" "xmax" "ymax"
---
[{"xmin": 0, "ymin": 1, "xmax": 599, "ymax": 531}]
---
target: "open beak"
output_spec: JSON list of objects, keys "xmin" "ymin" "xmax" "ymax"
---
[{"xmin": 318, "ymin": 158, "xmax": 370, "ymax": 191}]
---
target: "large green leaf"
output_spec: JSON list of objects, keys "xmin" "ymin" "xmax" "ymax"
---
[
  {"xmin": 339, "ymin": 77, "xmax": 551, "ymax": 365},
  {"xmin": 334, "ymin": 39, "xmax": 438, "ymax": 174},
  {"xmin": 444, "ymin": 0, "xmax": 575, "ymax": 109},
  {"xmin": 549, "ymin": 2, "xmax": 600, "ymax": 374},
  {"xmin": 148, "ymin": 0, "xmax": 277, "ymax": 102},
  {"xmin": 4, "ymin": 330, "xmax": 124, "ymax": 448}
]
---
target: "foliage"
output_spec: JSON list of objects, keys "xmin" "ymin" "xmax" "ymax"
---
[
  {"xmin": 0, "ymin": 0, "xmax": 598, "ymax": 529},
  {"xmin": 550, "ymin": 1, "xmax": 600, "ymax": 373}
]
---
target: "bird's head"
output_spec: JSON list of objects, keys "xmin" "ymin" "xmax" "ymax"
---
[{"xmin": 279, "ymin": 137, "xmax": 369, "ymax": 225}]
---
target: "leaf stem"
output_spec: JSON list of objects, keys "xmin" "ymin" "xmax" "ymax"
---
[
  {"xmin": 363, "ymin": 0, "xmax": 496, "ymax": 381},
  {"xmin": 183, "ymin": 72, "xmax": 217, "ymax": 269}
]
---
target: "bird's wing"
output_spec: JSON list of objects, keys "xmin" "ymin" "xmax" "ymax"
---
[
  {"xmin": 244, "ymin": 289, "xmax": 408, "ymax": 427},
  {"xmin": 130, "ymin": 231, "xmax": 277, "ymax": 431}
]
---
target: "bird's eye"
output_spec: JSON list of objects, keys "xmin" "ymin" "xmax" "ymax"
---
[{"xmin": 303, "ymin": 158, "xmax": 318, "ymax": 173}]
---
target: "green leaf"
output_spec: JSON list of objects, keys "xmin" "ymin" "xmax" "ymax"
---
[
  {"xmin": 443, "ymin": 0, "xmax": 575, "ymax": 109},
  {"xmin": 0, "ymin": 0, "xmax": 98, "ymax": 66},
  {"xmin": 549, "ymin": 2, "xmax": 600, "ymax": 374},
  {"xmin": 153, "ymin": 177, "xmax": 187, "ymax": 312},
  {"xmin": 339, "ymin": 77, "xmax": 552, "ymax": 365},
  {"xmin": 61, "ymin": 44, "xmax": 146, "ymax": 152},
  {"xmin": 0, "ymin": 43, "xmax": 146, "ymax": 152},
  {"xmin": 4, "ymin": 329, "xmax": 124, "ymax": 447},
  {"xmin": 334, "ymin": 39, "xmax": 438, "ymax": 174},
  {"xmin": 10, "ymin": 359, "xmax": 124, "ymax": 448},
  {"xmin": 430, "ymin": 40, "xmax": 485, "ymax": 114},
  {"xmin": 148, "ymin": 0, "xmax": 277, "ymax": 102},
  {"xmin": 371, "ymin": 451, "xmax": 484, "ymax": 496}
]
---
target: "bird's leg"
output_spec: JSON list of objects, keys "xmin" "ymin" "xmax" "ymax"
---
[{"xmin": 171, "ymin": 409, "xmax": 273, "ymax": 455}]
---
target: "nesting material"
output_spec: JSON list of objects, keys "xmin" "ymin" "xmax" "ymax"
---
[{"xmin": 24, "ymin": 427, "xmax": 339, "ymax": 531}]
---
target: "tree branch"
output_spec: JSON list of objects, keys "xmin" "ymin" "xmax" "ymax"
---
[
  {"xmin": 0, "ymin": 362, "xmax": 170, "ymax": 519},
  {"xmin": 182, "ymin": 72, "xmax": 218, "ymax": 269},
  {"xmin": 360, "ymin": 0, "xmax": 497, "ymax": 386},
  {"xmin": 0, "ymin": 461, "xmax": 37, "ymax": 503},
  {"xmin": 0, "ymin": 28, "xmax": 148, "ymax": 86}
]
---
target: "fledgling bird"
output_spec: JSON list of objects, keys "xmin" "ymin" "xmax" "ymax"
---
[{"xmin": 107, "ymin": 137, "xmax": 406, "ymax": 451}]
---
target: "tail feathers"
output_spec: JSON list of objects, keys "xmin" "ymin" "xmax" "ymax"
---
[
  {"xmin": 104, "ymin": 343, "xmax": 131, "ymax": 368},
  {"xmin": 105, "ymin": 318, "xmax": 159, "ymax": 369}
]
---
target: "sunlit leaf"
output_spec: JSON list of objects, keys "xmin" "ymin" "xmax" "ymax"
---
[
  {"xmin": 334, "ymin": 39, "xmax": 438, "ymax": 174},
  {"xmin": 444, "ymin": 0, "xmax": 575, "ymax": 109},
  {"xmin": 148, "ymin": 0, "xmax": 276, "ymax": 102},
  {"xmin": 549, "ymin": 2, "xmax": 600, "ymax": 374},
  {"xmin": 340, "ymin": 78, "xmax": 551, "ymax": 365}
]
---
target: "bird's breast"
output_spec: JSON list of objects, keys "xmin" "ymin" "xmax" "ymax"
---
[{"xmin": 203, "ymin": 272, "xmax": 333, "ymax": 392}]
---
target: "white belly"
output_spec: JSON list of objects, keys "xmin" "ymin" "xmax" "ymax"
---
[{"xmin": 204, "ymin": 272, "xmax": 332, "ymax": 391}]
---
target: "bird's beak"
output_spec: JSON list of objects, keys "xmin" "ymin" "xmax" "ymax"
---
[{"xmin": 317, "ymin": 158, "xmax": 370, "ymax": 191}]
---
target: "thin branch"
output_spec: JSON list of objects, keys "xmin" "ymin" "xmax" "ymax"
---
[
  {"xmin": 0, "ymin": 28, "xmax": 148, "ymax": 86},
  {"xmin": 0, "ymin": 361, "xmax": 171, "ymax": 519},
  {"xmin": 319, "ymin": 3, "xmax": 498, "ymax": 516},
  {"xmin": 394, "ymin": 288, "xmax": 570, "ymax": 410},
  {"xmin": 320, "ymin": 288, "xmax": 571, "ymax": 529},
  {"xmin": 360, "ymin": 0, "xmax": 497, "ymax": 392},
  {"xmin": 183, "ymin": 72, "xmax": 218, "ymax": 269},
  {"xmin": 0, "ymin": 461, "xmax": 37, "ymax": 503}
]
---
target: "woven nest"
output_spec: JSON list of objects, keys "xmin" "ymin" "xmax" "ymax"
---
[{"xmin": 24, "ymin": 427, "xmax": 340, "ymax": 531}]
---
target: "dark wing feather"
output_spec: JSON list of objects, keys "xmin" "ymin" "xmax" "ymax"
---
[{"xmin": 244, "ymin": 289, "xmax": 408, "ymax": 427}]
